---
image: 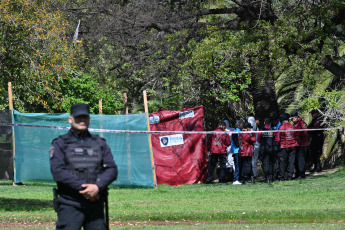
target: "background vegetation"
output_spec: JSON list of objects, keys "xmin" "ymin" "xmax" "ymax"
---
[{"xmin": 1, "ymin": 1, "xmax": 344, "ymax": 164}]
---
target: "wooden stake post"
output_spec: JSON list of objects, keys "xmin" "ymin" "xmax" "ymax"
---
[
  {"xmin": 143, "ymin": 90, "xmax": 157, "ymax": 187},
  {"xmin": 8, "ymin": 82, "xmax": 16, "ymax": 185},
  {"xmin": 123, "ymin": 92, "xmax": 128, "ymax": 115}
]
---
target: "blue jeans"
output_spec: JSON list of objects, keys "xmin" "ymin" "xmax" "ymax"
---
[{"xmin": 233, "ymin": 154, "xmax": 243, "ymax": 182}]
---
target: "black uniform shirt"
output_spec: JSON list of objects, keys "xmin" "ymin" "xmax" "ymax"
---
[{"xmin": 50, "ymin": 129, "xmax": 117, "ymax": 205}]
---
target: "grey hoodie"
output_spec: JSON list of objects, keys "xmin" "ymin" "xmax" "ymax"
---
[{"xmin": 248, "ymin": 116, "xmax": 260, "ymax": 148}]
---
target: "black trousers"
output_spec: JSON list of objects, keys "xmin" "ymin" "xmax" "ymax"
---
[
  {"xmin": 56, "ymin": 203, "xmax": 106, "ymax": 230},
  {"xmin": 206, "ymin": 153, "xmax": 227, "ymax": 183},
  {"xmin": 295, "ymin": 146, "xmax": 306, "ymax": 177},
  {"xmin": 261, "ymin": 150, "xmax": 276, "ymax": 177},
  {"xmin": 278, "ymin": 147, "xmax": 296, "ymax": 179},
  {"xmin": 240, "ymin": 156, "xmax": 252, "ymax": 181},
  {"xmin": 310, "ymin": 137, "xmax": 324, "ymax": 169}
]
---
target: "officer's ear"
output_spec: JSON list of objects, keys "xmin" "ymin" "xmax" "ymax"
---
[{"xmin": 68, "ymin": 116, "xmax": 73, "ymax": 124}]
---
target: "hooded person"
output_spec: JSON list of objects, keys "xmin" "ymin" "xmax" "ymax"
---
[
  {"xmin": 248, "ymin": 116, "xmax": 260, "ymax": 183},
  {"xmin": 224, "ymin": 120, "xmax": 235, "ymax": 174}
]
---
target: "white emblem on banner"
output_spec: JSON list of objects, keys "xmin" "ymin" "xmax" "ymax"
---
[
  {"xmin": 149, "ymin": 116, "xmax": 160, "ymax": 124},
  {"xmin": 179, "ymin": 110, "xmax": 194, "ymax": 119},
  {"xmin": 160, "ymin": 134, "xmax": 184, "ymax": 147}
]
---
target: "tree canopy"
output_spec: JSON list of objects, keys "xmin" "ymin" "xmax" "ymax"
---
[{"xmin": 1, "ymin": 0, "xmax": 345, "ymax": 129}]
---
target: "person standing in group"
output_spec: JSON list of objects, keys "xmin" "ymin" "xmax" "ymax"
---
[
  {"xmin": 308, "ymin": 109, "xmax": 324, "ymax": 172},
  {"xmin": 248, "ymin": 116, "xmax": 260, "ymax": 183},
  {"xmin": 272, "ymin": 113, "xmax": 282, "ymax": 130},
  {"xmin": 231, "ymin": 120, "xmax": 244, "ymax": 185},
  {"xmin": 206, "ymin": 121, "xmax": 231, "ymax": 184},
  {"xmin": 238, "ymin": 122, "xmax": 256, "ymax": 184},
  {"xmin": 291, "ymin": 112, "xmax": 308, "ymax": 179},
  {"xmin": 275, "ymin": 113, "xmax": 299, "ymax": 181},
  {"xmin": 271, "ymin": 114, "xmax": 281, "ymax": 181},
  {"xmin": 50, "ymin": 103, "xmax": 118, "ymax": 230},
  {"xmin": 224, "ymin": 120, "xmax": 235, "ymax": 182},
  {"xmin": 257, "ymin": 117, "xmax": 278, "ymax": 183}
]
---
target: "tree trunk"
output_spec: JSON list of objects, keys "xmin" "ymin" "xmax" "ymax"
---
[{"xmin": 250, "ymin": 75, "xmax": 279, "ymax": 120}]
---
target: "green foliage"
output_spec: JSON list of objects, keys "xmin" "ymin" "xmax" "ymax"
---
[
  {"xmin": 0, "ymin": 0, "xmax": 84, "ymax": 112},
  {"xmin": 183, "ymin": 28, "xmax": 252, "ymax": 102},
  {"xmin": 59, "ymin": 71, "xmax": 124, "ymax": 114}
]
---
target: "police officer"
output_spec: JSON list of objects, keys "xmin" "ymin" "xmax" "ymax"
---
[
  {"xmin": 50, "ymin": 103, "xmax": 118, "ymax": 230},
  {"xmin": 257, "ymin": 117, "xmax": 278, "ymax": 183}
]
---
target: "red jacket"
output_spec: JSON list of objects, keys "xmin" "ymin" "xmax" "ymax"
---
[
  {"xmin": 239, "ymin": 132, "xmax": 256, "ymax": 157},
  {"xmin": 294, "ymin": 118, "xmax": 308, "ymax": 146},
  {"xmin": 207, "ymin": 127, "xmax": 231, "ymax": 154},
  {"xmin": 275, "ymin": 122, "xmax": 299, "ymax": 149}
]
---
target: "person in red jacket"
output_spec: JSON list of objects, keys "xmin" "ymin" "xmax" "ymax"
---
[
  {"xmin": 206, "ymin": 121, "xmax": 231, "ymax": 184},
  {"xmin": 291, "ymin": 112, "xmax": 308, "ymax": 179},
  {"xmin": 238, "ymin": 122, "xmax": 256, "ymax": 184},
  {"xmin": 275, "ymin": 113, "xmax": 299, "ymax": 181}
]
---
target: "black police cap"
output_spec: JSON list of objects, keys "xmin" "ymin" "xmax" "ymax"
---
[
  {"xmin": 280, "ymin": 113, "xmax": 290, "ymax": 121},
  {"xmin": 243, "ymin": 122, "xmax": 252, "ymax": 129},
  {"xmin": 264, "ymin": 117, "xmax": 271, "ymax": 123},
  {"xmin": 310, "ymin": 109, "xmax": 319, "ymax": 114},
  {"xmin": 70, "ymin": 103, "xmax": 90, "ymax": 117},
  {"xmin": 290, "ymin": 111, "xmax": 298, "ymax": 117}
]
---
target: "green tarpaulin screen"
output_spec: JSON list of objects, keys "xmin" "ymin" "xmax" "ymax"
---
[{"xmin": 13, "ymin": 110, "xmax": 155, "ymax": 188}]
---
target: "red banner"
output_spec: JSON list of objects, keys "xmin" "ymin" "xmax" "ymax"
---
[{"xmin": 150, "ymin": 105, "xmax": 207, "ymax": 186}]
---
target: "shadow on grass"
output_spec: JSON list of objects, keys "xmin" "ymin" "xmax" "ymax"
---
[{"xmin": 0, "ymin": 197, "xmax": 52, "ymax": 211}]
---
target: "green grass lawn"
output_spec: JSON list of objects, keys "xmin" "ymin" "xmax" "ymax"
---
[{"xmin": 0, "ymin": 167, "xmax": 345, "ymax": 229}]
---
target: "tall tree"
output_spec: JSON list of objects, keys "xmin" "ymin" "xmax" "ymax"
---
[
  {"xmin": 53, "ymin": 0, "xmax": 345, "ymax": 123},
  {"xmin": 0, "ymin": 0, "xmax": 83, "ymax": 112}
]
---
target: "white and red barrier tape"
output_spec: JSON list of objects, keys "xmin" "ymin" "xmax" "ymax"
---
[{"xmin": 0, "ymin": 122, "xmax": 341, "ymax": 135}]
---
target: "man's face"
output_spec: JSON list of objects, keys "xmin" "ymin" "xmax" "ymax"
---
[
  {"xmin": 291, "ymin": 116, "xmax": 298, "ymax": 123},
  {"xmin": 238, "ymin": 123, "xmax": 244, "ymax": 130},
  {"xmin": 69, "ymin": 115, "xmax": 90, "ymax": 132},
  {"xmin": 312, "ymin": 112, "xmax": 319, "ymax": 119}
]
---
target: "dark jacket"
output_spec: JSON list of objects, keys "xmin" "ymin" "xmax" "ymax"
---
[
  {"xmin": 258, "ymin": 124, "xmax": 279, "ymax": 153},
  {"xmin": 50, "ymin": 129, "xmax": 117, "ymax": 207},
  {"xmin": 308, "ymin": 117, "xmax": 324, "ymax": 141}
]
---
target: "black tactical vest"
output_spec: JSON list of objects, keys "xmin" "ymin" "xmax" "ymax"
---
[
  {"xmin": 260, "ymin": 127, "xmax": 276, "ymax": 153},
  {"xmin": 61, "ymin": 134, "xmax": 103, "ymax": 184}
]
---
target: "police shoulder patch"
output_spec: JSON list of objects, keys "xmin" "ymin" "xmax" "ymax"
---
[
  {"xmin": 302, "ymin": 123, "xmax": 307, "ymax": 128},
  {"xmin": 49, "ymin": 147, "xmax": 55, "ymax": 158}
]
